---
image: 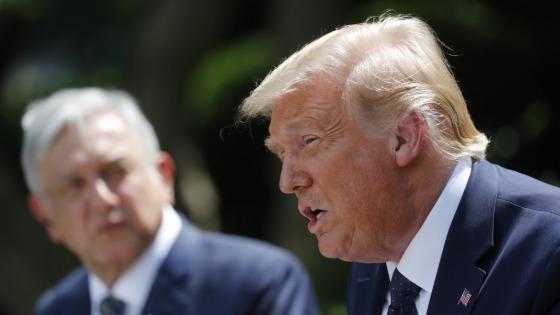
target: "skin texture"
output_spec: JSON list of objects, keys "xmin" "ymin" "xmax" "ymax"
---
[
  {"xmin": 266, "ymin": 87, "xmax": 453, "ymax": 263},
  {"xmin": 28, "ymin": 110, "xmax": 175, "ymax": 287}
]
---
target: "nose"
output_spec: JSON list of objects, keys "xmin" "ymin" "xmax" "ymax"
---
[
  {"xmin": 90, "ymin": 177, "xmax": 119, "ymax": 209},
  {"xmin": 279, "ymin": 160, "xmax": 312, "ymax": 194}
]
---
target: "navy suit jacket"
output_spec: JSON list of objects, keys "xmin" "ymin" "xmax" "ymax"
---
[
  {"xmin": 347, "ymin": 159, "xmax": 560, "ymax": 315},
  {"xmin": 35, "ymin": 214, "xmax": 320, "ymax": 315}
]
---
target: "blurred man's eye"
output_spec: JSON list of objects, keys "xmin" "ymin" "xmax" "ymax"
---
[{"xmin": 104, "ymin": 165, "xmax": 127, "ymax": 183}]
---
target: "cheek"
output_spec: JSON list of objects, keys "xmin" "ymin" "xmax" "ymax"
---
[
  {"xmin": 119, "ymin": 174, "xmax": 164, "ymax": 227},
  {"xmin": 328, "ymin": 148, "xmax": 396, "ymax": 227},
  {"xmin": 120, "ymin": 171, "xmax": 161, "ymax": 203},
  {"xmin": 51, "ymin": 207, "xmax": 89, "ymax": 251}
]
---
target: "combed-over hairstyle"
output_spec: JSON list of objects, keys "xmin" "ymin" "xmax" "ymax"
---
[{"xmin": 237, "ymin": 12, "xmax": 488, "ymax": 161}]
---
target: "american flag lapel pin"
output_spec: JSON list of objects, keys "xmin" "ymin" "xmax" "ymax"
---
[{"xmin": 458, "ymin": 288, "xmax": 472, "ymax": 307}]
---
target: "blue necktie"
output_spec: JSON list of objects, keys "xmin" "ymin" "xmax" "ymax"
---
[
  {"xmin": 387, "ymin": 269, "xmax": 421, "ymax": 315},
  {"xmin": 100, "ymin": 296, "xmax": 126, "ymax": 315}
]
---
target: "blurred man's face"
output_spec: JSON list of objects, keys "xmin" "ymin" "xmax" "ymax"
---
[
  {"xmin": 266, "ymin": 88, "xmax": 412, "ymax": 263},
  {"xmin": 35, "ymin": 110, "xmax": 173, "ymax": 274}
]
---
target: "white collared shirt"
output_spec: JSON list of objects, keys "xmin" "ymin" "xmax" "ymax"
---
[
  {"xmin": 383, "ymin": 158, "xmax": 472, "ymax": 315},
  {"xmin": 89, "ymin": 204, "xmax": 182, "ymax": 315}
]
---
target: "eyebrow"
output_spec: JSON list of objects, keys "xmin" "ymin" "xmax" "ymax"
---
[{"xmin": 264, "ymin": 120, "xmax": 310, "ymax": 155}]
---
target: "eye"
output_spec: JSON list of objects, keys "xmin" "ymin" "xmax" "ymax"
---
[
  {"xmin": 303, "ymin": 136, "xmax": 318, "ymax": 145},
  {"xmin": 103, "ymin": 164, "xmax": 127, "ymax": 185},
  {"xmin": 68, "ymin": 177, "xmax": 86, "ymax": 191},
  {"xmin": 60, "ymin": 176, "xmax": 86, "ymax": 199}
]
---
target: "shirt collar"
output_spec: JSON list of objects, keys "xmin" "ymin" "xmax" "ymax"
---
[
  {"xmin": 89, "ymin": 204, "xmax": 182, "ymax": 315},
  {"xmin": 388, "ymin": 157, "xmax": 472, "ymax": 293}
]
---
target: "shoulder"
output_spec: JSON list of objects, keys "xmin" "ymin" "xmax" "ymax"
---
[
  {"xmin": 164, "ymin": 220, "xmax": 320, "ymax": 314},
  {"xmin": 477, "ymin": 160, "xmax": 560, "ymax": 216},
  {"xmin": 176, "ymin": 216, "xmax": 313, "ymax": 287},
  {"xmin": 34, "ymin": 267, "xmax": 89, "ymax": 315},
  {"xmin": 178, "ymin": 213, "xmax": 304, "ymax": 266},
  {"xmin": 196, "ymin": 231, "xmax": 306, "ymax": 272},
  {"xmin": 474, "ymin": 161, "xmax": 560, "ymax": 254},
  {"xmin": 473, "ymin": 162, "xmax": 560, "ymax": 292}
]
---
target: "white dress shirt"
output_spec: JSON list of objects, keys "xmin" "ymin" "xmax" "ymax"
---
[
  {"xmin": 89, "ymin": 204, "xmax": 182, "ymax": 315},
  {"xmin": 382, "ymin": 158, "xmax": 472, "ymax": 315}
]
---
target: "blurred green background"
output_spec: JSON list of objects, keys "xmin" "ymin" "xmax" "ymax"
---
[{"xmin": 0, "ymin": 0, "xmax": 558, "ymax": 314}]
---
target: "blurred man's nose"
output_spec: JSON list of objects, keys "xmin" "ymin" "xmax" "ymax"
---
[{"xmin": 90, "ymin": 177, "xmax": 119, "ymax": 209}]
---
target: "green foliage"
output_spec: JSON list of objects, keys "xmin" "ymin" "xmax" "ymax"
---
[
  {"xmin": 352, "ymin": 0, "xmax": 501, "ymax": 42},
  {"xmin": 185, "ymin": 33, "xmax": 276, "ymax": 131},
  {"xmin": 519, "ymin": 99, "xmax": 551, "ymax": 143},
  {"xmin": 324, "ymin": 302, "xmax": 347, "ymax": 315}
]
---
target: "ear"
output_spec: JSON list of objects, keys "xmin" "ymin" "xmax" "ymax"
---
[
  {"xmin": 156, "ymin": 152, "xmax": 176, "ymax": 204},
  {"xmin": 28, "ymin": 194, "xmax": 61, "ymax": 243},
  {"xmin": 393, "ymin": 110, "xmax": 425, "ymax": 167}
]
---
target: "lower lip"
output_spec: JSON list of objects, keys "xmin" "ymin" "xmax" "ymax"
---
[
  {"xmin": 307, "ymin": 212, "xmax": 326, "ymax": 233},
  {"xmin": 100, "ymin": 223, "xmax": 124, "ymax": 232}
]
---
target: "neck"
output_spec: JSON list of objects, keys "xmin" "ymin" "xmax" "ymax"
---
[
  {"xmin": 93, "ymin": 264, "xmax": 128, "ymax": 289},
  {"xmin": 393, "ymin": 152, "xmax": 457, "ymax": 262},
  {"xmin": 85, "ymin": 251, "xmax": 142, "ymax": 289}
]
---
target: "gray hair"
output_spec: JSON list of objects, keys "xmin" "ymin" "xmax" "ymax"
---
[
  {"xmin": 21, "ymin": 87, "xmax": 160, "ymax": 198},
  {"xmin": 237, "ymin": 12, "xmax": 488, "ymax": 161}
]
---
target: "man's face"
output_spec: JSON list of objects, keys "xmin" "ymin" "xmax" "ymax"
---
[
  {"xmin": 35, "ymin": 110, "xmax": 173, "ymax": 272},
  {"xmin": 267, "ymin": 89, "xmax": 411, "ymax": 263}
]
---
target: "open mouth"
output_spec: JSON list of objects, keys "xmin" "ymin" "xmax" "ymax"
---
[
  {"xmin": 310, "ymin": 208, "xmax": 326, "ymax": 220},
  {"xmin": 301, "ymin": 207, "xmax": 327, "ymax": 233}
]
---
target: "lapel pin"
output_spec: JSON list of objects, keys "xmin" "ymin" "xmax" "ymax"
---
[{"xmin": 457, "ymin": 288, "xmax": 472, "ymax": 307}]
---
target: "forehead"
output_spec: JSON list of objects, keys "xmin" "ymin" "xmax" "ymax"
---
[
  {"xmin": 61, "ymin": 110, "xmax": 129, "ymax": 142},
  {"xmin": 45, "ymin": 111, "xmax": 134, "ymax": 161},
  {"xmin": 266, "ymin": 88, "xmax": 345, "ymax": 147},
  {"xmin": 270, "ymin": 87, "xmax": 342, "ymax": 128}
]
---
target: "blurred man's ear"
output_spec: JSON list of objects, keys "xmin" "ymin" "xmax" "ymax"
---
[
  {"xmin": 28, "ymin": 195, "xmax": 60, "ymax": 243},
  {"xmin": 394, "ymin": 110, "xmax": 425, "ymax": 167},
  {"xmin": 156, "ymin": 152, "xmax": 176, "ymax": 205}
]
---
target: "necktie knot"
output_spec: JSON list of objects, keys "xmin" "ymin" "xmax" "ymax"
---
[
  {"xmin": 387, "ymin": 269, "xmax": 421, "ymax": 315},
  {"xmin": 100, "ymin": 295, "xmax": 126, "ymax": 315}
]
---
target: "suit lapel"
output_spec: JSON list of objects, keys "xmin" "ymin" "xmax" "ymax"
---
[
  {"xmin": 67, "ymin": 269, "xmax": 91, "ymax": 314},
  {"xmin": 427, "ymin": 248, "xmax": 486, "ymax": 315},
  {"xmin": 347, "ymin": 263, "xmax": 389, "ymax": 315},
  {"xmin": 428, "ymin": 160, "xmax": 498, "ymax": 315},
  {"xmin": 369, "ymin": 266, "xmax": 389, "ymax": 315},
  {"xmin": 142, "ymin": 214, "xmax": 200, "ymax": 315}
]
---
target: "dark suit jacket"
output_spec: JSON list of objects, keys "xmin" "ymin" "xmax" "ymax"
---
[
  {"xmin": 35, "ymin": 214, "xmax": 320, "ymax": 315},
  {"xmin": 347, "ymin": 159, "xmax": 560, "ymax": 315}
]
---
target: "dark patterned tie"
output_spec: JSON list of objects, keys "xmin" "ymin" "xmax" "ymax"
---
[
  {"xmin": 100, "ymin": 296, "xmax": 126, "ymax": 315},
  {"xmin": 387, "ymin": 269, "xmax": 421, "ymax": 315}
]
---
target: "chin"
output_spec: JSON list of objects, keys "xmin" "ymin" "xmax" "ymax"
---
[
  {"xmin": 318, "ymin": 240, "xmax": 346, "ymax": 260},
  {"xmin": 96, "ymin": 244, "xmax": 139, "ymax": 264}
]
